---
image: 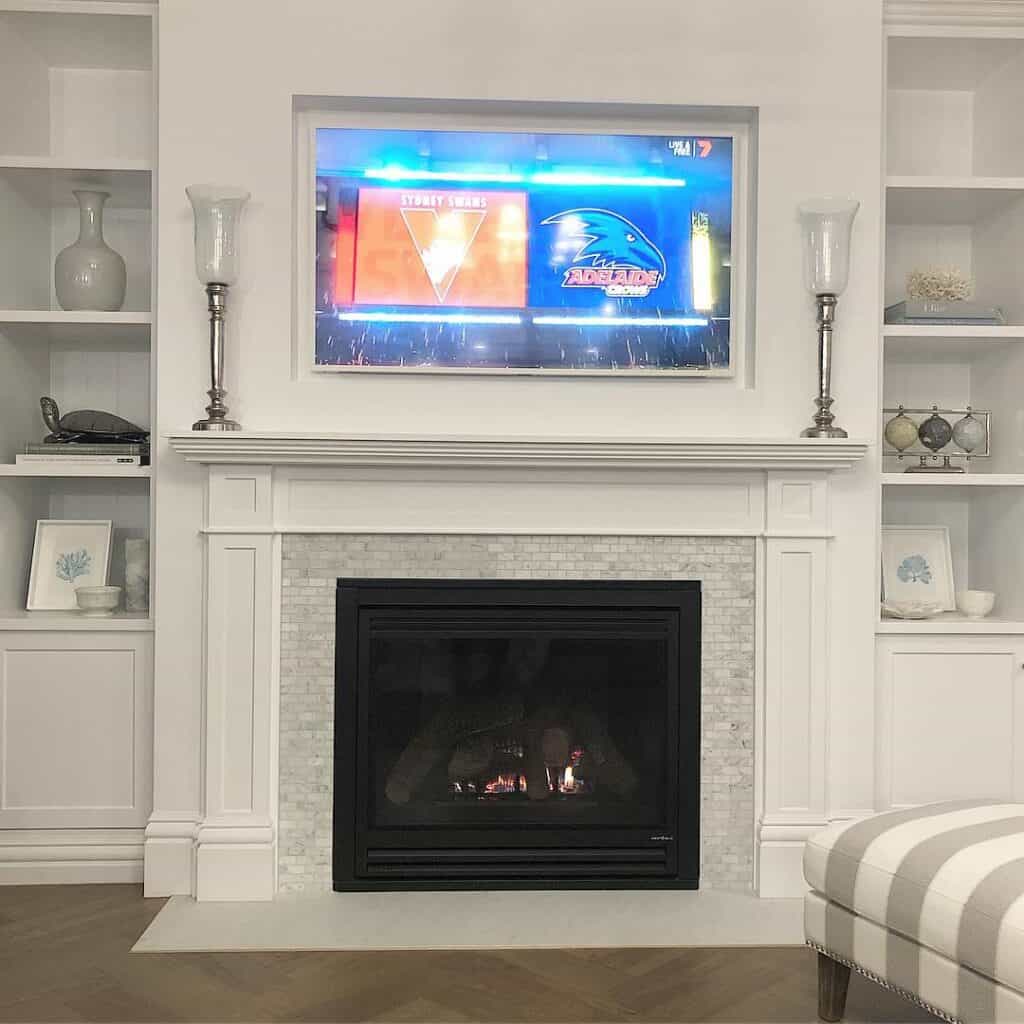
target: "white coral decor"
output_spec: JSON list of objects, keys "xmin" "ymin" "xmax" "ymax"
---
[{"xmin": 906, "ymin": 267, "xmax": 973, "ymax": 302}]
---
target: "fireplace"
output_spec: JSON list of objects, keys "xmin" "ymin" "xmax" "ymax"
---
[{"xmin": 333, "ymin": 579, "xmax": 701, "ymax": 889}]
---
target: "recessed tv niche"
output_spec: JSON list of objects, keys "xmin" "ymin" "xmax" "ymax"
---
[{"xmin": 312, "ymin": 123, "xmax": 743, "ymax": 375}]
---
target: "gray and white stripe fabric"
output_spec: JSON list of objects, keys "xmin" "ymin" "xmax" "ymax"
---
[
  {"xmin": 805, "ymin": 891, "xmax": 1024, "ymax": 1023},
  {"xmin": 804, "ymin": 801, "xmax": 1024, "ymax": 1023}
]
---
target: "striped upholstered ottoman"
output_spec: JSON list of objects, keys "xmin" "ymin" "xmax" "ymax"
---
[{"xmin": 804, "ymin": 801, "xmax": 1024, "ymax": 1023}]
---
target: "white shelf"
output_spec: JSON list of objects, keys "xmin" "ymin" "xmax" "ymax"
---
[
  {"xmin": 0, "ymin": 610, "xmax": 152, "ymax": 633},
  {"xmin": 0, "ymin": 309, "xmax": 152, "ymax": 344},
  {"xmin": 883, "ymin": 324, "xmax": 1024, "ymax": 340},
  {"xmin": 887, "ymin": 176, "xmax": 1024, "ymax": 190},
  {"xmin": 167, "ymin": 433, "xmax": 871, "ymax": 471},
  {"xmin": 0, "ymin": 310, "xmax": 151, "ymax": 325},
  {"xmin": 886, "ymin": 178, "xmax": 1024, "ymax": 224},
  {"xmin": 882, "ymin": 474, "xmax": 1024, "ymax": 487},
  {"xmin": 0, "ymin": 156, "xmax": 151, "ymax": 172},
  {"xmin": 878, "ymin": 613, "xmax": 1024, "ymax": 635},
  {"xmin": 0, "ymin": 464, "xmax": 150, "ymax": 479}
]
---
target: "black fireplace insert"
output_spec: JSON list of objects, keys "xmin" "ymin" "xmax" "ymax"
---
[{"xmin": 333, "ymin": 579, "xmax": 700, "ymax": 890}]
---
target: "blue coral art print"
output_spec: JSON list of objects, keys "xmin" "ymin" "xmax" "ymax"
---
[
  {"xmin": 896, "ymin": 554, "xmax": 932, "ymax": 585},
  {"xmin": 56, "ymin": 548, "xmax": 92, "ymax": 585}
]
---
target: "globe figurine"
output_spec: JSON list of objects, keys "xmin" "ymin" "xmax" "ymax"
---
[
  {"xmin": 952, "ymin": 408, "xmax": 987, "ymax": 454},
  {"xmin": 918, "ymin": 409, "xmax": 953, "ymax": 453},
  {"xmin": 884, "ymin": 406, "xmax": 919, "ymax": 452}
]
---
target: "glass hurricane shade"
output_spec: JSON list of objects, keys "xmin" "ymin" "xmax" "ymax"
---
[
  {"xmin": 798, "ymin": 197, "xmax": 860, "ymax": 295},
  {"xmin": 186, "ymin": 185, "xmax": 250, "ymax": 285}
]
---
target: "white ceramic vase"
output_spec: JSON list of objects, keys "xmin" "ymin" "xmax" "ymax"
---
[{"xmin": 55, "ymin": 190, "xmax": 127, "ymax": 311}]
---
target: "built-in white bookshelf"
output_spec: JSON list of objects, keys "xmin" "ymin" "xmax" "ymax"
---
[
  {"xmin": 0, "ymin": 1, "xmax": 154, "ymax": 629},
  {"xmin": 881, "ymin": 29, "xmax": 1024, "ymax": 633}
]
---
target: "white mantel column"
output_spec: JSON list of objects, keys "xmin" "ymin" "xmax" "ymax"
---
[
  {"xmin": 757, "ymin": 473, "xmax": 831, "ymax": 896},
  {"xmin": 194, "ymin": 466, "xmax": 278, "ymax": 900}
]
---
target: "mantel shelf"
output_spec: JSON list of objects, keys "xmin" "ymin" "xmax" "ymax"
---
[{"xmin": 167, "ymin": 433, "xmax": 870, "ymax": 471}]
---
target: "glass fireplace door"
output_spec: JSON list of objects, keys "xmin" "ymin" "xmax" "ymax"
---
[{"xmin": 367, "ymin": 626, "xmax": 671, "ymax": 828}]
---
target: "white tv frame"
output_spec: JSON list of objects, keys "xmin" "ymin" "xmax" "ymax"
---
[{"xmin": 294, "ymin": 103, "xmax": 755, "ymax": 381}]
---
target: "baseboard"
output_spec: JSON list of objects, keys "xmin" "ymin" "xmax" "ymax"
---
[
  {"xmin": 756, "ymin": 813, "xmax": 872, "ymax": 897},
  {"xmin": 194, "ymin": 823, "xmax": 275, "ymax": 901},
  {"xmin": 0, "ymin": 828, "xmax": 144, "ymax": 885},
  {"xmin": 196, "ymin": 843, "xmax": 275, "ymax": 901},
  {"xmin": 757, "ymin": 819, "xmax": 823, "ymax": 897},
  {"xmin": 144, "ymin": 818, "xmax": 196, "ymax": 897},
  {"xmin": 757, "ymin": 841, "xmax": 810, "ymax": 897}
]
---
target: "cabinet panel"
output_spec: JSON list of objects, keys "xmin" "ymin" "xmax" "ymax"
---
[
  {"xmin": 876, "ymin": 638, "xmax": 1024, "ymax": 808},
  {"xmin": 0, "ymin": 632, "xmax": 151, "ymax": 828}
]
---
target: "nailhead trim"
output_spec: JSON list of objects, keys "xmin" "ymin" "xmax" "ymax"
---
[{"xmin": 807, "ymin": 940, "xmax": 962, "ymax": 1024}]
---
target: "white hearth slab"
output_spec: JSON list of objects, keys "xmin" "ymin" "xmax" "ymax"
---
[{"xmin": 134, "ymin": 889, "xmax": 804, "ymax": 952}]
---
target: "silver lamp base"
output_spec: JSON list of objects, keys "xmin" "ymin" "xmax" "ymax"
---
[
  {"xmin": 193, "ymin": 417, "xmax": 241, "ymax": 432},
  {"xmin": 802, "ymin": 426, "xmax": 849, "ymax": 438},
  {"xmin": 802, "ymin": 294, "xmax": 847, "ymax": 439},
  {"xmin": 192, "ymin": 283, "xmax": 241, "ymax": 432}
]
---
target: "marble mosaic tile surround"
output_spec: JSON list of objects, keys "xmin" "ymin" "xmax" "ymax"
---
[{"xmin": 278, "ymin": 535, "xmax": 756, "ymax": 892}]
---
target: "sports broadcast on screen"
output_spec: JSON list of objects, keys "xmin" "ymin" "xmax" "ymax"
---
[{"xmin": 314, "ymin": 126, "xmax": 735, "ymax": 372}]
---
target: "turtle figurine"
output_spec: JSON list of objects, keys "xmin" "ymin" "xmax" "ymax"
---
[{"xmin": 40, "ymin": 396, "xmax": 149, "ymax": 445}]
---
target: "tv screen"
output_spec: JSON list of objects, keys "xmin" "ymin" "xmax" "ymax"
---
[{"xmin": 314, "ymin": 126, "xmax": 735, "ymax": 373}]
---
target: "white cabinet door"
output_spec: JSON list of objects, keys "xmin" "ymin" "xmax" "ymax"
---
[
  {"xmin": 0, "ymin": 632, "xmax": 152, "ymax": 828},
  {"xmin": 875, "ymin": 637, "xmax": 1024, "ymax": 809}
]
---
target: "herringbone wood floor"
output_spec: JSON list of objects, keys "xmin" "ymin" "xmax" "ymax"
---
[{"xmin": 0, "ymin": 885, "xmax": 937, "ymax": 1023}]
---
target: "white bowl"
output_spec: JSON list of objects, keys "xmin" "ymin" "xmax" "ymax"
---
[
  {"xmin": 956, "ymin": 589, "xmax": 996, "ymax": 619},
  {"xmin": 75, "ymin": 585, "xmax": 121, "ymax": 617}
]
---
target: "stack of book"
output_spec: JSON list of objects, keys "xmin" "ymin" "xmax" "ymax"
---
[
  {"xmin": 16, "ymin": 442, "xmax": 150, "ymax": 467},
  {"xmin": 884, "ymin": 300, "xmax": 1006, "ymax": 326}
]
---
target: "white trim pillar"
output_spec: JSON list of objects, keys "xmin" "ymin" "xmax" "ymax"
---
[
  {"xmin": 194, "ymin": 466, "xmax": 277, "ymax": 900},
  {"xmin": 757, "ymin": 473, "xmax": 830, "ymax": 896}
]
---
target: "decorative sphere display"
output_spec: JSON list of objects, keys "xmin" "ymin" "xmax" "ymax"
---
[
  {"xmin": 884, "ymin": 408, "xmax": 919, "ymax": 451},
  {"xmin": 918, "ymin": 410, "xmax": 953, "ymax": 453},
  {"xmin": 952, "ymin": 410, "xmax": 987, "ymax": 453}
]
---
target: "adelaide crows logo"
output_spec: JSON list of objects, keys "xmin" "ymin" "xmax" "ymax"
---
[{"xmin": 542, "ymin": 208, "xmax": 666, "ymax": 297}]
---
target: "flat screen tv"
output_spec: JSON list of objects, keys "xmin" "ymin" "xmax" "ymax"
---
[{"xmin": 312, "ymin": 123, "xmax": 740, "ymax": 374}]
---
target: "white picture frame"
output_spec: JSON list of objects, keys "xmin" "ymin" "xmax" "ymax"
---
[
  {"xmin": 880, "ymin": 525, "xmax": 956, "ymax": 611},
  {"xmin": 293, "ymin": 104, "xmax": 756, "ymax": 384},
  {"xmin": 27, "ymin": 520, "xmax": 113, "ymax": 611}
]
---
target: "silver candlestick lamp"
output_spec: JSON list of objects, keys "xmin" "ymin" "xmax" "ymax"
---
[
  {"xmin": 798, "ymin": 197, "xmax": 859, "ymax": 438},
  {"xmin": 187, "ymin": 184, "xmax": 250, "ymax": 431}
]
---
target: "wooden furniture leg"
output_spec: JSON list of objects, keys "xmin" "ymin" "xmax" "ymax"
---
[{"xmin": 817, "ymin": 952, "xmax": 851, "ymax": 1022}]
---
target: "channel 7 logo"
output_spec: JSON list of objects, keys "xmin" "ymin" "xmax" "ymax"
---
[{"xmin": 668, "ymin": 138, "xmax": 713, "ymax": 158}]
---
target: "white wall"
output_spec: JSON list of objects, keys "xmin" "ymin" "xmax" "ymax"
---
[{"xmin": 152, "ymin": 0, "xmax": 884, "ymax": 885}]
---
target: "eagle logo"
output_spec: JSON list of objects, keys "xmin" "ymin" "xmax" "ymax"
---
[{"xmin": 542, "ymin": 208, "xmax": 666, "ymax": 297}]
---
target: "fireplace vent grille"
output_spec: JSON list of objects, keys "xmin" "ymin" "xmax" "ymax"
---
[{"xmin": 364, "ymin": 846, "xmax": 672, "ymax": 880}]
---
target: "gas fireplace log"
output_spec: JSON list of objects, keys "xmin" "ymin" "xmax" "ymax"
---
[
  {"xmin": 447, "ymin": 734, "xmax": 496, "ymax": 780},
  {"xmin": 541, "ymin": 727, "xmax": 570, "ymax": 765},
  {"xmin": 572, "ymin": 707, "xmax": 639, "ymax": 797},
  {"xmin": 386, "ymin": 695, "xmax": 524, "ymax": 805},
  {"xmin": 521, "ymin": 707, "xmax": 569, "ymax": 801},
  {"xmin": 523, "ymin": 728, "xmax": 550, "ymax": 801}
]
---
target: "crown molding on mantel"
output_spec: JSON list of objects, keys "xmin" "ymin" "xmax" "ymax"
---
[
  {"xmin": 167, "ymin": 432, "xmax": 870, "ymax": 471},
  {"xmin": 886, "ymin": 0, "xmax": 1024, "ymax": 28}
]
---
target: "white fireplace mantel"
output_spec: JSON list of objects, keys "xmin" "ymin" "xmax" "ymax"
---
[
  {"xmin": 168, "ymin": 432, "xmax": 869, "ymax": 471},
  {"xmin": 153, "ymin": 431, "xmax": 868, "ymax": 901}
]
